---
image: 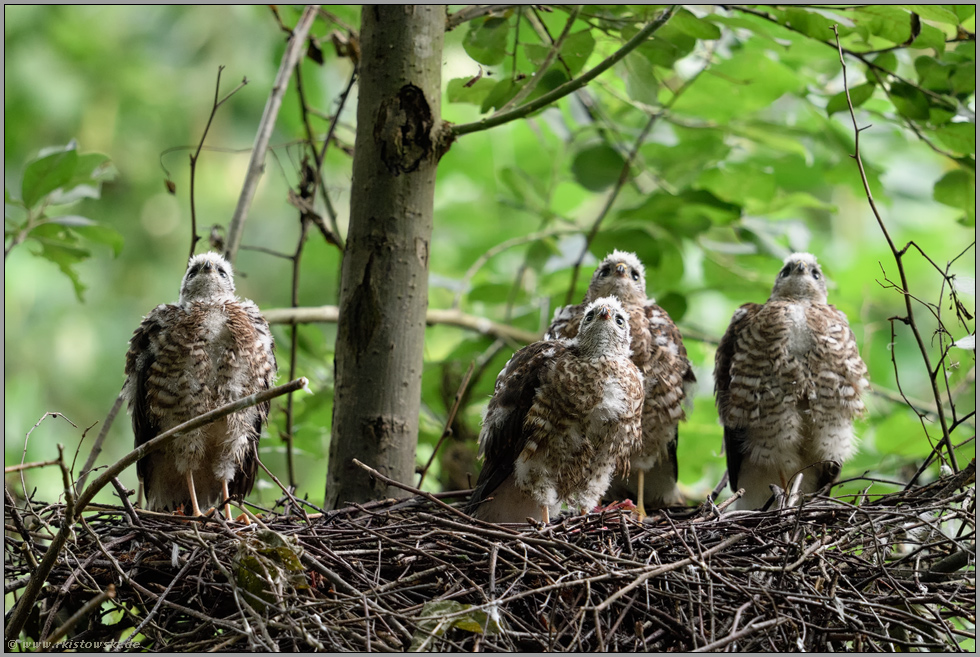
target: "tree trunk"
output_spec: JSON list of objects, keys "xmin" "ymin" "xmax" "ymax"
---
[{"xmin": 326, "ymin": 5, "xmax": 448, "ymax": 508}]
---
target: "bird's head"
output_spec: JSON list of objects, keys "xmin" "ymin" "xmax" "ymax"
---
[
  {"xmin": 770, "ymin": 252, "xmax": 827, "ymax": 303},
  {"xmin": 179, "ymin": 252, "xmax": 237, "ymax": 305},
  {"xmin": 585, "ymin": 250, "xmax": 647, "ymax": 305},
  {"xmin": 577, "ymin": 296, "xmax": 632, "ymax": 357}
]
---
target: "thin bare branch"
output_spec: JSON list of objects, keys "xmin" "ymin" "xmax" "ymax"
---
[
  {"xmin": 497, "ymin": 6, "xmax": 582, "ymax": 113},
  {"xmin": 832, "ymin": 25, "xmax": 958, "ymax": 474},
  {"xmin": 189, "ymin": 66, "xmax": 249, "ymax": 260},
  {"xmin": 225, "ymin": 5, "xmax": 319, "ymax": 265},
  {"xmin": 263, "ymin": 305, "xmax": 540, "ymax": 345},
  {"xmin": 417, "ymin": 361, "xmax": 475, "ymax": 490},
  {"xmin": 446, "ymin": 5, "xmax": 520, "ymax": 31}
]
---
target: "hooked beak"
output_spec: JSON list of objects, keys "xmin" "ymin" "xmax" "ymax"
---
[
  {"xmin": 614, "ymin": 262, "xmax": 628, "ymax": 277},
  {"xmin": 596, "ymin": 304, "xmax": 612, "ymax": 320}
]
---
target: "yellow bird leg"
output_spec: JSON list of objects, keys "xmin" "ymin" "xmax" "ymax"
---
[
  {"xmin": 186, "ymin": 471, "xmax": 203, "ymax": 516},
  {"xmin": 222, "ymin": 480, "xmax": 234, "ymax": 521},
  {"xmin": 636, "ymin": 470, "xmax": 648, "ymax": 521}
]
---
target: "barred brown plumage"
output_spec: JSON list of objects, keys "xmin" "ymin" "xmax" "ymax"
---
[
  {"xmin": 123, "ymin": 252, "xmax": 277, "ymax": 521},
  {"xmin": 714, "ymin": 252, "xmax": 869, "ymax": 510},
  {"xmin": 546, "ymin": 251, "xmax": 695, "ymax": 518},
  {"xmin": 467, "ymin": 296, "xmax": 644, "ymax": 524}
]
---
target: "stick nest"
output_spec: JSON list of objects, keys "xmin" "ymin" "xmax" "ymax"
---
[{"xmin": 5, "ymin": 467, "xmax": 976, "ymax": 652}]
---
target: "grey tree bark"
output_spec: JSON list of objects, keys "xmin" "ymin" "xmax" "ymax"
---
[{"xmin": 326, "ymin": 5, "xmax": 449, "ymax": 508}]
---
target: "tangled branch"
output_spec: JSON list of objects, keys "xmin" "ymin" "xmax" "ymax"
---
[{"xmin": 5, "ymin": 466, "xmax": 974, "ymax": 651}]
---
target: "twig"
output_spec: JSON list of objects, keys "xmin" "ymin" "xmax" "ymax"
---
[
  {"xmin": 313, "ymin": 67, "xmax": 357, "ymax": 246},
  {"xmin": 4, "ymin": 459, "xmax": 61, "ymax": 474},
  {"xmin": 352, "ymin": 458, "xmax": 488, "ymax": 526},
  {"xmin": 293, "ymin": 54, "xmax": 345, "ymax": 248},
  {"xmin": 832, "ymin": 25, "xmax": 958, "ymax": 475},
  {"xmin": 446, "ymin": 5, "xmax": 520, "ymax": 31},
  {"xmin": 451, "ymin": 227, "xmax": 580, "ymax": 310},
  {"xmin": 76, "ymin": 392, "xmax": 124, "ymax": 492},
  {"xmin": 225, "ymin": 4, "xmax": 319, "ymax": 265},
  {"xmin": 280, "ymin": 164, "xmax": 317, "ymax": 490},
  {"xmin": 188, "ymin": 66, "xmax": 249, "ymax": 260},
  {"xmin": 692, "ymin": 617, "xmax": 787, "ymax": 652},
  {"xmin": 41, "ymin": 584, "xmax": 116, "ymax": 645},
  {"xmin": 417, "ymin": 362, "xmax": 475, "ymax": 489},
  {"xmin": 451, "ymin": 7, "xmax": 677, "ymax": 138},
  {"xmin": 263, "ymin": 305, "xmax": 541, "ymax": 345},
  {"xmin": 497, "ymin": 6, "xmax": 582, "ymax": 113}
]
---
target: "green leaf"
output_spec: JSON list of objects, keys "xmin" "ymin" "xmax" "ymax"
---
[
  {"xmin": 670, "ymin": 8, "xmax": 721, "ymax": 40},
  {"xmin": 559, "ymin": 30, "xmax": 596, "ymax": 77},
  {"xmin": 620, "ymin": 190, "xmax": 741, "ymax": 236},
  {"xmin": 32, "ymin": 236, "xmax": 90, "ymax": 301},
  {"xmin": 698, "ymin": 163, "xmax": 776, "ymax": 210},
  {"xmin": 933, "ymin": 169, "xmax": 975, "ymax": 226},
  {"xmin": 935, "ymin": 123, "xmax": 976, "ymax": 155},
  {"xmin": 480, "ymin": 78, "xmax": 523, "ymax": 113},
  {"xmin": 524, "ymin": 69, "xmax": 570, "ymax": 104},
  {"xmin": 48, "ymin": 215, "xmax": 95, "ymax": 227},
  {"xmin": 633, "ymin": 21, "xmax": 696, "ymax": 69},
  {"xmin": 781, "ymin": 7, "xmax": 838, "ymax": 40},
  {"xmin": 463, "ymin": 16, "xmax": 510, "ymax": 66},
  {"xmin": 447, "ymin": 76, "xmax": 497, "ymax": 106},
  {"xmin": 528, "ymin": 30, "xmax": 596, "ymax": 77},
  {"xmin": 5, "ymin": 186, "xmax": 22, "ymax": 207},
  {"xmin": 622, "ymin": 52, "xmax": 659, "ymax": 106},
  {"xmin": 950, "ymin": 61, "xmax": 976, "ymax": 98},
  {"xmin": 910, "ymin": 22, "xmax": 947, "ymax": 53},
  {"xmin": 21, "ymin": 146, "xmax": 79, "ymax": 209},
  {"xmin": 855, "ymin": 6, "xmax": 914, "ymax": 45},
  {"xmin": 952, "ymin": 5, "xmax": 976, "ymax": 22},
  {"xmin": 409, "ymin": 600, "xmax": 505, "ymax": 651},
  {"xmin": 867, "ymin": 52, "xmax": 898, "ymax": 84},
  {"xmin": 571, "ymin": 144, "xmax": 625, "ymax": 191},
  {"xmin": 826, "ymin": 82, "xmax": 876, "ymax": 115},
  {"xmin": 915, "ymin": 56, "xmax": 954, "ymax": 93},
  {"xmin": 901, "ymin": 5, "xmax": 961, "ymax": 25},
  {"xmin": 889, "ymin": 81, "xmax": 930, "ymax": 120},
  {"xmin": 928, "ymin": 100, "xmax": 958, "ymax": 126},
  {"xmin": 74, "ymin": 223, "xmax": 125, "ymax": 257},
  {"xmin": 669, "ymin": 50, "xmax": 802, "ymax": 121}
]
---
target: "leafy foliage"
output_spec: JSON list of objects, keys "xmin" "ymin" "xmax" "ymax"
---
[
  {"xmin": 5, "ymin": 141, "xmax": 120, "ymax": 299},
  {"xmin": 3, "ymin": 6, "xmax": 975, "ymax": 533}
]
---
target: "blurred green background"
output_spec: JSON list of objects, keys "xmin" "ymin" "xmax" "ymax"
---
[{"xmin": 4, "ymin": 6, "xmax": 975, "ymax": 510}]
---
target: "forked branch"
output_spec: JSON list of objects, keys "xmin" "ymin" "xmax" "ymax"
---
[{"xmin": 831, "ymin": 25, "xmax": 959, "ymax": 474}]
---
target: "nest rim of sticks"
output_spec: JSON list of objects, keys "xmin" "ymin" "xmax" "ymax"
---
[{"xmin": 4, "ymin": 465, "xmax": 976, "ymax": 652}]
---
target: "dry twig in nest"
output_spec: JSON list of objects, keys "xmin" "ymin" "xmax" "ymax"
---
[{"xmin": 4, "ymin": 465, "xmax": 975, "ymax": 652}]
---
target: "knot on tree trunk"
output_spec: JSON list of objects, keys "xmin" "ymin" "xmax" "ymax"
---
[{"xmin": 374, "ymin": 84, "xmax": 434, "ymax": 175}]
